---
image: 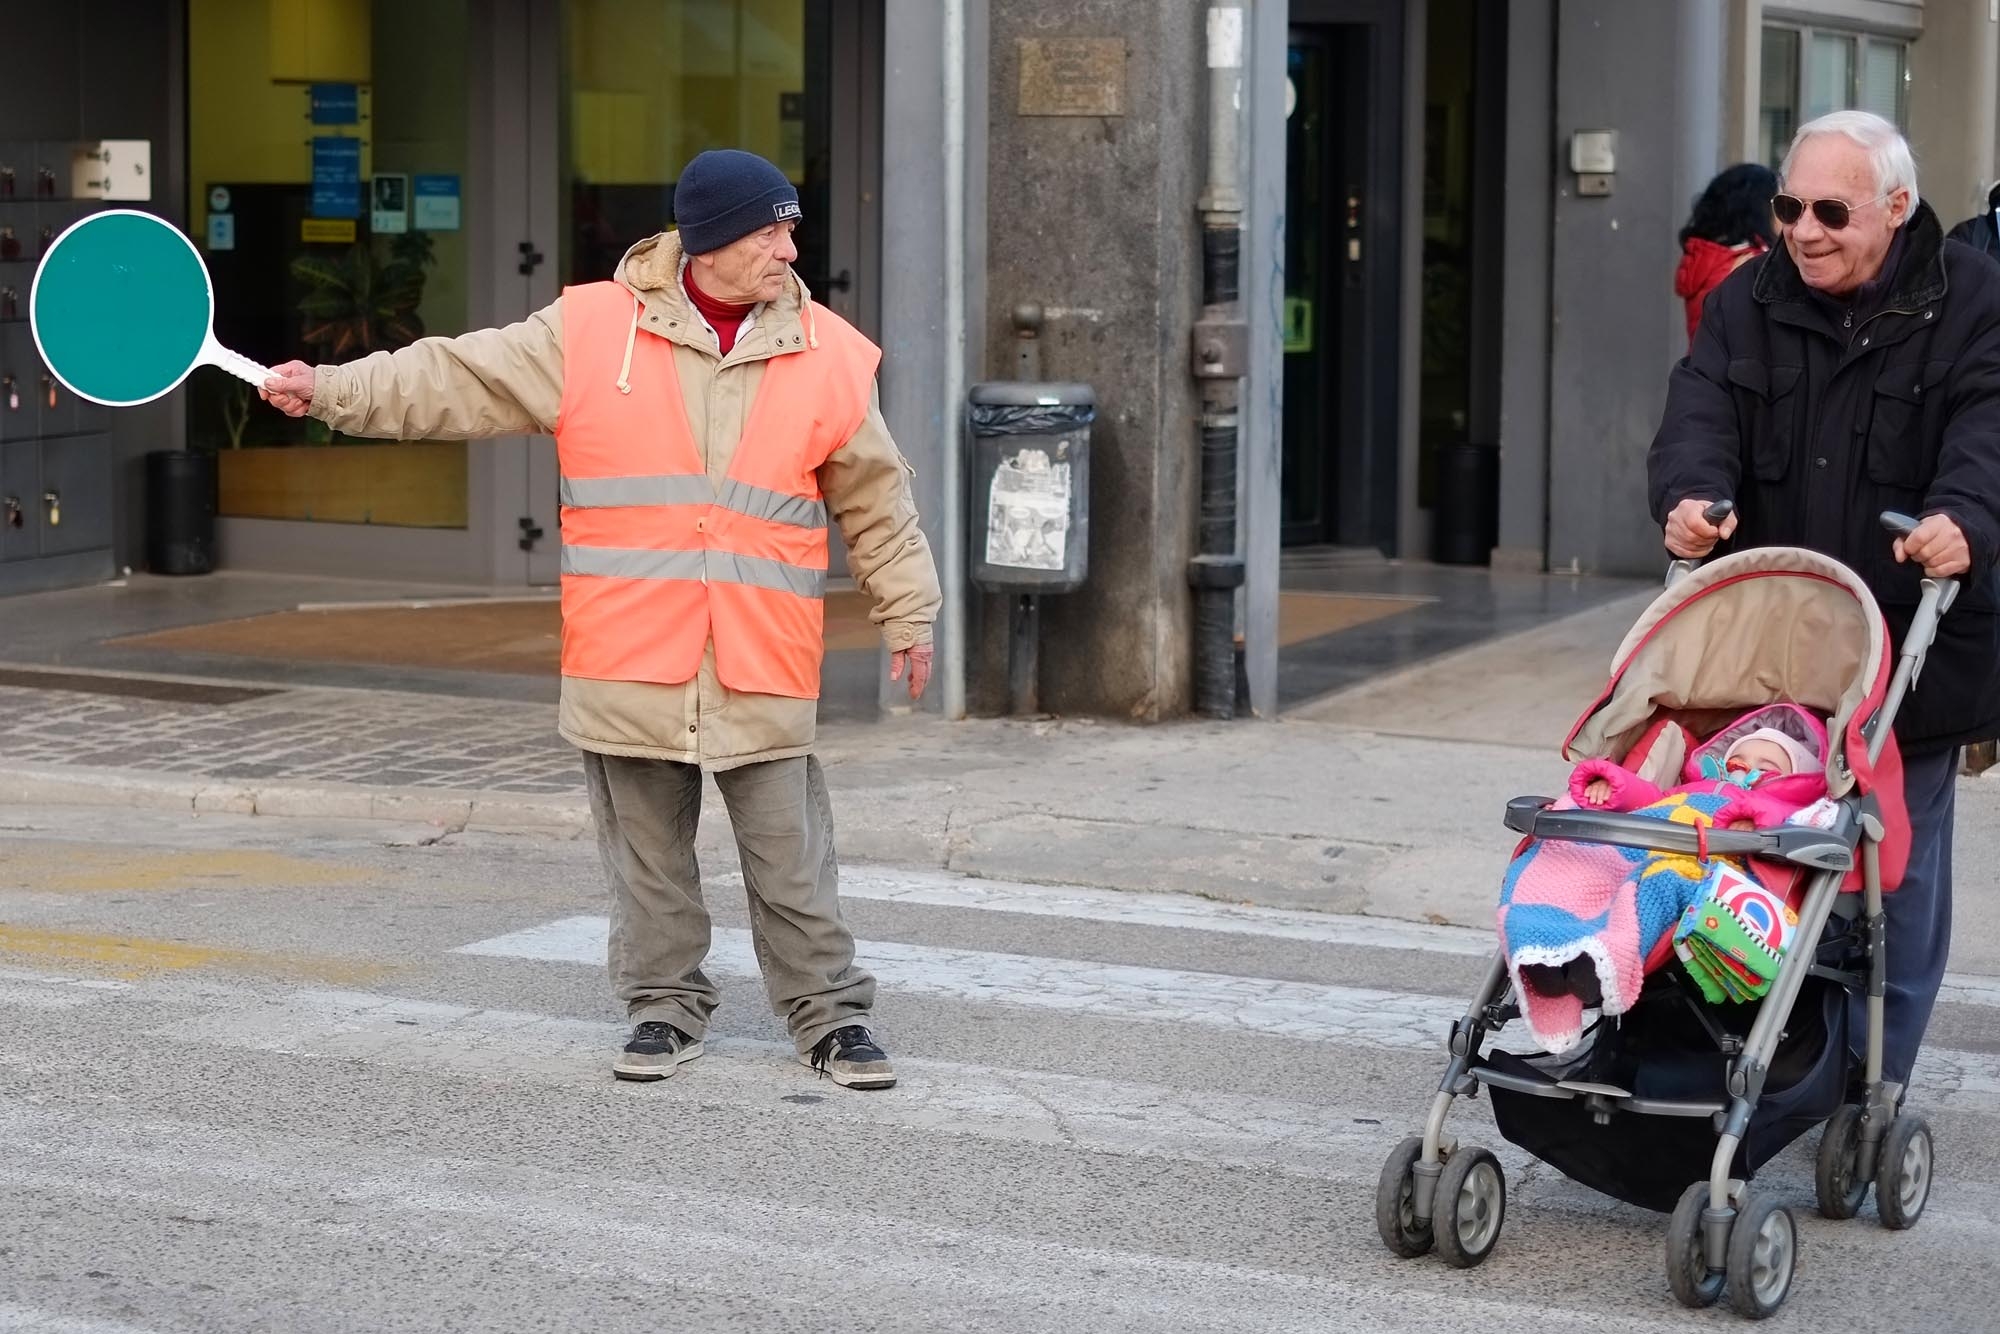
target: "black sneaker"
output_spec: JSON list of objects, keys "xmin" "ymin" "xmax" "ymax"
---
[
  {"xmin": 801, "ymin": 1025, "xmax": 897, "ymax": 1090},
  {"xmin": 613, "ymin": 1021, "xmax": 703, "ymax": 1082}
]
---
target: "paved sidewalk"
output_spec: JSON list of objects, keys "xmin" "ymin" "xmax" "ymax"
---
[
  {"xmin": 8, "ymin": 590, "xmax": 1998, "ymax": 962},
  {"xmin": 0, "ymin": 660, "xmax": 1584, "ymax": 923}
]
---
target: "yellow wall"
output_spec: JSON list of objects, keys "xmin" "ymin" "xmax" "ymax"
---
[
  {"xmin": 567, "ymin": 0, "xmax": 805, "ymax": 185},
  {"xmin": 189, "ymin": 0, "xmax": 373, "ymax": 208},
  {"xmin": 268, "ymin": 0, "xmax": 372, "ymax": 82}
]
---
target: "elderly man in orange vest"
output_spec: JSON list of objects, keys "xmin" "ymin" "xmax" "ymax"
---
[{"xmin": 261, "ymin": 150, "xmax": 940, "ymax": 1090}]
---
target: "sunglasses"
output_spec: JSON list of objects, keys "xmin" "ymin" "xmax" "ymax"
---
[{"xmin": 1771, "ymin": 191, "xmax": 1893, "ymax": 230}]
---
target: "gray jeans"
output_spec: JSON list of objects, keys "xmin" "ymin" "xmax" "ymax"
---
[{"xmin": 583, "ymin": 751, "xmax": 876, "ymax": 1052}]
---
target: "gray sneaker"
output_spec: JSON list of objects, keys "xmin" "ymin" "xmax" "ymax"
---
[
  {"xmin": 801, "ymin": 1025, "xmax": 897, "ymax": 1090},
  {"xmin": 613, "ymin": 1021, "xmax": 703, "ymax": 1082}
]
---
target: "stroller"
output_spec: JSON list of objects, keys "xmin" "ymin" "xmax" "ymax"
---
[{"xmin": 1374, "ymin": 511, "xmax": 1956, "ymax": 1319}]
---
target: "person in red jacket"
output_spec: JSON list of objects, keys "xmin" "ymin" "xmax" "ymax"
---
[{"xmin": 1674, "ymin": 163, "xmax": 1778, "ymax": 349}]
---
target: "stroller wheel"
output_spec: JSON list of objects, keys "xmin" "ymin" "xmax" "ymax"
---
[
  {"xmin": 1433, "ymin": 1145, "xmax": 1506, "ymax": 1268},
  {"xmin": 1665, "ymin": 1182, "xmax": 1725, "ymax": 1309},
  {"xmin": 1726, "ymin": 1191, "xmax": 1798, "ymax": 1319},
  {"xmin": 1815, "ymin": 1104, "xmax": 1871, "ymax": 1219},
  {"xmin": 1374, "ymin": 1136, "xmax": 1435, "ymax": 1258},
  {"xmin": 1876, "ymin": 1113, "xmax": 1934, "ymax": 1230}
]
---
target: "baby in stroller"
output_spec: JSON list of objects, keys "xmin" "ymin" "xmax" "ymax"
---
[{"xmin": 1499, "ymin": 703, "xmax": 1832, "ymax": 1055}]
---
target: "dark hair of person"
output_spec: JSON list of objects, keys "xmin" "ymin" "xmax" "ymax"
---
[{"xmin": 1678, "ymin": 163, "xmax": 1779, "ymax": 249}]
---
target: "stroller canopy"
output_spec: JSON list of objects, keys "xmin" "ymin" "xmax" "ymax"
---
[{"xmin": 1564, "ymin": 548, "xmax": 1893, "ymax": 801}]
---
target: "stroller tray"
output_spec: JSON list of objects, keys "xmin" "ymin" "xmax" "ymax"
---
[{"xmin": 1502, "ymin": 795, "xmax": 1859, "ymax": 870}]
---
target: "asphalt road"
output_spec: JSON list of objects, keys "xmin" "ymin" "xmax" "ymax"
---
[{"xmin": 0, "ymin": 804, "xmax": 1996, "ymax": 1333}]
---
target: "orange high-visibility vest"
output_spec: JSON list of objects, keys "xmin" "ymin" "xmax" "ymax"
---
[{"xmin": 554, "ymin": 280, "xmax": 881, "ymax": 698}]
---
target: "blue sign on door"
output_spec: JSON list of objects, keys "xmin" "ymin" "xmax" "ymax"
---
[
  {"xmin": 309, "ymin": 83, "xmax": 360, "ymax": 125},
  {"xmin": 311, "ymin": 137, "xmax": 362, "ymax": 219}
]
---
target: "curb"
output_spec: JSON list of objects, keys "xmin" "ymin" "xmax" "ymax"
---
[{"xmin": 0, "ymin": 764, "xmax": 593, "ymax": 835}]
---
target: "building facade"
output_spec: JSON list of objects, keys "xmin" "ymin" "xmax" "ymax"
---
[{"xmin": 0, "ymin": 1, "xmax": 1993, "ymax": 721}]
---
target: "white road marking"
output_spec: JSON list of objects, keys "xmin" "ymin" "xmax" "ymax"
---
[
  {"xmin": 451, "ymin": 915, "xmax": 2000, "ymax": 1106},
  {"xmin": 768, "ymin": 864, "xmax": 1498, "ymax": 955},
  {"xmin": 6, "ymin": 1099, "xmax": 1970, "ymax": 1334},
  {"xmin": 763, "ymin": 863, "xmax": 2000, "ymax": 1008},
  {"xmin": 456, "ymin": 915, "xmax": 1473, "ymax": 1049}
]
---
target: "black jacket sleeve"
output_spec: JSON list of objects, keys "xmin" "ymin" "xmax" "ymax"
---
[
  {"xmin": 1926, "ymin": 300, "xmax": 2000, "ymax": 576},
  {"xmin": 1647, "ymin": 287, "xmax": 1743, "ymax": 525}
]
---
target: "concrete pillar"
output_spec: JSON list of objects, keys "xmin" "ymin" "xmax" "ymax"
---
[
  {"xmin": 1908, "ymin": 0, "xmax": 1999, "ymax": 225},
  {"xmin": 1241, "ymin": 0, "xmax": 1287, "ymax": 719},
  {"xmin": 1494, "ymin": 0, "xmax": 1553, "ymax": 569},
  {"xmin": 880, "ymin": 0, "xmax": 987, "ymax": 716},
  {"xmin": 1723, "ymin": 0, "xmax": 1764, "ymax": 165},
  {"xmin": 1546, "ymin": 0, "xmax": 1725, "ymax": 576},
  {"xmin": 973, "ymin": 1, "xmax": 1205, "ymax": 719}
]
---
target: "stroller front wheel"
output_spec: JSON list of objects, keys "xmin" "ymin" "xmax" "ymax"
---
[
  {"xmin": 1876, "ymin": 1113, "xmax": 1934, "ymax": 1230},
  {"xmin": 1726, "ymin": 1191, "xmax": 1799, "ymax": 1319},
  {"xmin": 1374, "ymin": 1136, "xmax": 1436, "ymax": 1258},
  {"xmin": 1433, "ymin": 1145, "xmax": 1506, "ymax": 1268},
  {"xmin": 1815, "ymin": 1104, "xmax": 1871, "ymax": 1219},
  {"xmin": 1666, "ymin": 1182, "xmax": 1726, "ymax": 1309}
]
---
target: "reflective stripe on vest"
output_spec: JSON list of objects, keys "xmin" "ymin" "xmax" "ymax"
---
[{"xmin": 552, "ymin": 280, "xmax": 880, "ymax": 698}]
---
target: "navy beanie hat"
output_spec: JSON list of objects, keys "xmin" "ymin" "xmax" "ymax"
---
[{"xmin": 673, "ymin": 150, "xmax": 801, "ymax": 256}]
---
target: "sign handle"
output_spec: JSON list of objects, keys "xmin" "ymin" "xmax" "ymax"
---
[{"xmin": 200, "ymin": 334, "xmax": 275, "ymax": 390}]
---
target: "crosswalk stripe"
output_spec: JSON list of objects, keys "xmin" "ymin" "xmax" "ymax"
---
[
  {"xmin": 0, "ymin": 1307, "xmax": 159, "ymax": 1334},
  {"xmin": 732, "ymin": 864, "xmax": 1498, "ymax": 956},
  {"xmin": 729, "ymin": 863, "xmax": 2000, "ymax": 1008},
  {"xmin": 457, "ymin": 915, "xmax": 1475, "ymax": 1049},
  {"xmin": 453, "ymin": 915, "xmax": 2000, "ymax": 1108},
  {"xmin": 5, "ymin": 1097, "xmax": 1976, "ymax": 1334}
]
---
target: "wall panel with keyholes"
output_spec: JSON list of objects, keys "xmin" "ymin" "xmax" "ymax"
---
[
  {"xmin": 0, "ymin": 141, "xmax": 115, "ymax": 589},
  {"xmin": 0, "ymin": 0, "xmax": 175, "ymax": 598}
]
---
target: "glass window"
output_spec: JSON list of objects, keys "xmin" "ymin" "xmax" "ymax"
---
[
  {"xmin": 1763, "ymin": 25, "xmax": 1911, "ymax": 172},
  {"xmin": 562, "ymin": 1, "xmax": 811, "ymax": 286},
  {"xmin": 1858, "ymin": 38, "xmax": 1907, "ymax": 124},
  {"xmin": 1804, "ymin": 31, "xmax": 1857, "ymax": 121},
  {"xmin": 1760, "ymin": 26, "xmax": 1800, "ymax": 170},
  {"xmin": 187, "ymin": 0, "xmax": 471, "ymax": 529}
]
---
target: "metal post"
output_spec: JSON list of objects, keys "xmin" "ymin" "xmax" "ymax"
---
[
  {"xmin": 1008, "ymin": 594, "xmax": 1040, "ymax": 714},
  {"xmin": 940, "ymin": 0, "xmax": 969, "ymax": 721},
  {"xmin": 1189, "ymin": 0, "xmax": 1248, "ymax": 718}
]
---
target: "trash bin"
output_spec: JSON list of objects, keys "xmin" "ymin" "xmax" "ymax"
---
[
  {"xmin": 1431, "ymin": 440, "xmax": 1499, "ymax": 566},
  {"xmin": 145, "ymin": 449, "xmax": 216, "ymax": 576},
  {"xmin": 967, "ymin": 383, "xmax": 1093, "ymax": 593}
]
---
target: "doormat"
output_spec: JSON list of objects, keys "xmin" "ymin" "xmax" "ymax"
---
[
  {"xmin": 108, "ymin": 592, "xmax": 882, "ymax": 677},
  {"xmin": 1278, "ymin": 591, "xmax": 1429, "ymax": 647}
]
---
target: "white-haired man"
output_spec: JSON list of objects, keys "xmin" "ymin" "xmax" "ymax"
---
[{"xmin": 1650, "ymin": 111, "xmax": 2000, "ymax": 1096}]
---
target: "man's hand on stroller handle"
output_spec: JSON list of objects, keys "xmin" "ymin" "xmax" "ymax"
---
[
  {"xmin": 1665, "ymin": 498, "xmax": 1738, "ymax": 558},
  {"xmin": 1888, "ymin": 510, "xmax": 1971, "ymax": 578}
]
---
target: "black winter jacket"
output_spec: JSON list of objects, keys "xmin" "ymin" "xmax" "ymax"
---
[{"xmin": 1649, "ymin": 201, "xmax": 2000, "ymax": 754}]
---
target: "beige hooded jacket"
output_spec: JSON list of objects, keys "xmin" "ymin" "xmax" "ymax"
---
[{"xmin": 308, "ymin": 231, "xmax": 940, "ymax": 770}]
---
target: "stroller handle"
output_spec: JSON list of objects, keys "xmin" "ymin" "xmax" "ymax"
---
[
  {"xmin": 1872, "ymin": 511, "xmax": 1963, "ymax": 766},
  {"xmin": 1664, "ymin": 500, "xmax": 1736, "ymax": 587}
]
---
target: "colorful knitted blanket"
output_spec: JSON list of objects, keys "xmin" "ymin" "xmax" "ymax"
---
[{"xmin": 1497, "ymin": 791, "xmax": 1747, "ymax": 1053}]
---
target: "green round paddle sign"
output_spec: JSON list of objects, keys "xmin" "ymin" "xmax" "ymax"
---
[{"xmin": 31, "ymin": 209, "xmax": 271, "ymax": 407}]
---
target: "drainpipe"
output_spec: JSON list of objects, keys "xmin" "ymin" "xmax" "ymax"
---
[
  {"xmin": 940, "ymin": 0, "xmax": 969, "ymax": 720},
  {"xmin": 1189, "ymin": 0, "xmax": 1248, "ymax": 718}
]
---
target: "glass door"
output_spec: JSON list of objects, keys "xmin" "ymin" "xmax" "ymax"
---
[{"xmin": 558, "ymin": 0, "xmax": 880, "ymax": 335}]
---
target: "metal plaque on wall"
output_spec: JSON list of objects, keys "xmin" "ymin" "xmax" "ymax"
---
[{"xmin": 1018, "ymin": 38, "xmax": 1126, "ymax": 117}]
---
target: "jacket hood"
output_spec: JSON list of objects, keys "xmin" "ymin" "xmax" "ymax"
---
[
  {"xmin": 1683, "ymin": 703, "xmax": 1829, "ymax": 783},
  {"xmin": 610, "ymin": 230, "xmax": 820, "ymax": 353},
  {"xmin": 1754, "ymin": 198, "xmax": 1947, "ymax": 312},
  {"xmin": 1675, "ymin": 238, "xmax": 1759, "ymax": 301}
]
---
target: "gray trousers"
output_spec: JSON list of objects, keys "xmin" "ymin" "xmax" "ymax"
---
[
  {"xmin": 1862, "ymin": 746, "xmax": 1958, "ymax": 1086},
  {"xmin": 583, "ymin": 751, "xmax": 877, "ymax": 1053}
]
